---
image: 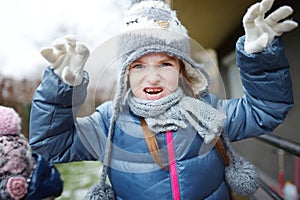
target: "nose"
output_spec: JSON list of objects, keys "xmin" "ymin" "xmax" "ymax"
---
[{"xmin": 145, "ymin": 67, "xmax": 160, "ymax": 84}]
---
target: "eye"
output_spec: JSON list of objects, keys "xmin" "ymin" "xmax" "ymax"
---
[
  {"xmin": 161, "ymin": 62, "xmax": 173, "ymax": 67},
  {"xmin": 130, "ymin": 64, "xmax": 144, "ymax": 70}
]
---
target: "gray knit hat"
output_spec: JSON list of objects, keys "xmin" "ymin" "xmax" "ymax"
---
[{"xmin": 85, "ymin": 0, "xmax": 216, "ymax": 103}]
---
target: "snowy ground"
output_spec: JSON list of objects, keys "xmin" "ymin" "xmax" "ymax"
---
[{"xmin": 55, "ymin": 161, "xmax": 102, "ymax": 200}]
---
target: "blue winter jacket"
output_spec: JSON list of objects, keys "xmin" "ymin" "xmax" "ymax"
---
[{"xmin": 29, "ymin": 37, "xmax": 293, "ymax": 200}]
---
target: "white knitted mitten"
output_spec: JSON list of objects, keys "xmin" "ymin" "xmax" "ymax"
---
[
  {"xmin": 40, "ymin": 34, "xmax": 90, "ymax": 86},
  {"xmin": 243, "ymin": 0, "xmax": 298, "ymax": 54}
]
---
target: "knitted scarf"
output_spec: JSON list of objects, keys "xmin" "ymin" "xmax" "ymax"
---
[{"xmin": 127, "ymin": 87, "xmax": 226, "ymax": 143}]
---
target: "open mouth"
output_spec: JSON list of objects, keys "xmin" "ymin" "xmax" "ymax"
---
[{"xmin": 143, "ymin": 87, "xmax": 163, "ymax": 100}]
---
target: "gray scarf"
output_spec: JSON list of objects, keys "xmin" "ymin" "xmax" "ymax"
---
[{"xmin": 127, "ymin": 87, "xmax": 226, "ymax": 143}]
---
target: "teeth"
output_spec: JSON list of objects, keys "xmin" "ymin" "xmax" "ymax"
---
[{"xmin": 144, "ymin": 88, "xmax": 162, "ymax": 95}]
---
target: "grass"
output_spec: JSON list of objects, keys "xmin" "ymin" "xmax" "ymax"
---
[{"xmin": 55, "ymin": 161, "xmax": 102, "ymax": 200}]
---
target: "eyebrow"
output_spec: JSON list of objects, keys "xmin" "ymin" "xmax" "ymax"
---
[
  {"xmin": 131, "ymin": 54, "xmax": 179, "ymax": 65},
  {"xmin": 161, "ymin": 57, "xmax": 177, "ymax": 62}
]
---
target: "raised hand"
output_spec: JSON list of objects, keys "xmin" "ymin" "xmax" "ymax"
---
[
  {"xmin": 40, "ymin": 34, "xmax": 90, "ymax": 86},
  {"xmin": 243, "ymin": 0, "xmax": 298, "ymax": 54}
]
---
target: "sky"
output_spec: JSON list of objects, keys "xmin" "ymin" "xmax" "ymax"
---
[{"xmin": 0, "ymin": 0, "xmax": 129, "ymax": 80}]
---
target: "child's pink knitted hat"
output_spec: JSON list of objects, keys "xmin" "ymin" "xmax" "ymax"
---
[{"xmin": 0, "ymin": 106, "xmax": 35, "ymax": 200}]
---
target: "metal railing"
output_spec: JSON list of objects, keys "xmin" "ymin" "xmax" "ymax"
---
[
  {"xmin": 255, "ymin": 134, "xmax": 300, "ymax": 199},
  {"xmin": 257, "ymin": 134, "xmax": 300, "ymax": 157},
  {"xmin": 259, "ymin": 179, "xmax": 283, "ymax": 200}
]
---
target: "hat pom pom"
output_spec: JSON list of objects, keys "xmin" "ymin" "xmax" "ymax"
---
[
  {"xmin": 85, "ymin": 183, "xmax": 115, "ymax": 200},
  {"xmin": 0, "ymin": 106, "xmax": 21, "ymax": 136},
  {"xmin": 225, "ymin": 156, "xmax": 259, "ymax": 196}
]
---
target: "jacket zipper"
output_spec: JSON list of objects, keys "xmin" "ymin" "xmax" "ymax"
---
[{"xmin": 166, "ymin": 131, "xmax": 180, "ymax": 200}]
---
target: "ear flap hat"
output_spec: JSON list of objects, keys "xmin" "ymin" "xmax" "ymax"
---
[
  {"xmin": 84, "ymin": 1, "xmax": 218, "ymax": 199},
  {"xmin": 99, "ymin": 0, "xmax": 214, "ymax": 170}
]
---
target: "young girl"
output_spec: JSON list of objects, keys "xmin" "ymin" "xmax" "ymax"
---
[
  {"xmin": 29, "ymin": 0, "xmax": 297, "ymax": 199},
  {"xmin": 0, "ymin": 106, "xmax": 63, "ymax": 200}
]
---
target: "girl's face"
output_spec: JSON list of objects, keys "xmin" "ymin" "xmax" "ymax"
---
[{"xmin": 128, "ymin": 52, "xmax": 181, "ymax": 100}]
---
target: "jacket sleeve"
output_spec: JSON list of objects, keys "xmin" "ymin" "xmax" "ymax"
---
[
  {"xmin": 26, "ymin": 152, "xmax": 63, "ymax": 199},
  {"xmin": 29, "ymin": 67, "xmax": 96, "ymax": 163},
  {"xmin": 223, "ymin": 36, "xmax": 294, "ymax": 141}
]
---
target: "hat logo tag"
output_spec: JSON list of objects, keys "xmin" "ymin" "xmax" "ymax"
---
[{"xmin": 155, "ymin": 20, "xmax": 169, "ymax": 29}]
